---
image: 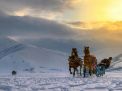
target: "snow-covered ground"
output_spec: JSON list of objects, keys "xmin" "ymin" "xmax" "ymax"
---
[{"xmin": 0, "ymin": 72, "xmax": 121, "ymax": 91}]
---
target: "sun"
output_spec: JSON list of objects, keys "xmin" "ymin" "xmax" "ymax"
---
[{"xmin": 107, "ymin": 0, "xmax": 122, "ymax": 21}]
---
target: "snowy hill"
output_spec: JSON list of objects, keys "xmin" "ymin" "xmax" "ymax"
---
[
  {"xmin": 107, "ymin": 54, "xmax": 122, "ymax": 72},
  {"xmin": 0, "ymin": 38, "xmax": 68, "ymax": 74},
  {"xmin": 0, "ymin": 37, "xmax": 122, "ymax": 74},
  {"xmin": 0, "ymin": 44, "xmax": 25, "ymax": 59}
]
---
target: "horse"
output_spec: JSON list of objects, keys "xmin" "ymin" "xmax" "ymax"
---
[
  {"xmin": 68, "ymin": 56, "xmax": 83, "ymax": 77},
  {"xmin": 100, "ymin": 57, "xmax": 112, "ymax": 69},
  {"xmin": 96, "ymin": 57, "xmax": 112, "ymax": 77},
  {"xmin": 83, "ymin": 47, "xmax": 97, "ymax": 77}
]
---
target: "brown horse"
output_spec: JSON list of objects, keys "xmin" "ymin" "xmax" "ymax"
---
[
  {"xmin": 68, "ymin": 48, "xmax": 83, "ymax": 76},
  {"xmin": 68, "ymin": 56, "xmax": 83, "ymax": 76},
  {"xmin": 100, "ymin": 57, "xmax": 112, "ymax": 69},
  {"xmin": 83, "ymin": 47, "xmax": 97, "ymax": 77}
]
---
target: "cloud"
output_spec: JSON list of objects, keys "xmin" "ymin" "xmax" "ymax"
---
[
  {"xmin": 0, "ymin": 0, "xmax": 81, "ymax": 19},
  {"xmin": 0, "ymin": 11, "xmax": 103, "ymax": 53},
  {"xmin": 0, "ymin": 11, "xmax": 84, "ymax": 53},
  {"xmin": 0, "ymin": 11, "xmax": 78, "ymax": 39},
  {"xmin": 66, "ymin": 20, "xmax": 122, "ymax": 48},
  {"xmin": 67, "ymin": 21, "xmax": 122, "ymax": 31}
]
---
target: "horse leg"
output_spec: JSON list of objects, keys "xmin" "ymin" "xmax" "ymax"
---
[
  {"xmin": 96, "ymin": 67, "xmax": 100, "ymax": 77},
  {"xmin": 98, "ymin": 71, "xmax": 100, "ymax": 77},
  {"xmin": 103, "ymin": 66, "xmax": 105, "ymax": 75},
  {"xmin": 98, "ymin": 69, "xmax": 101, "ymax": 77},
  {"xmin": 83, "ymin": 67, "xmax": 86, "ymax": 77},
  {"xmin": 80, "ymin": 66, "xmax": 82, "ymax": 76},
  {"xmin": 100, "ymin": 72, "xmax": 102, "ymax": 76},
  {"xmin": 96, "ymin": 73, "xmax": 99, "ymax": 77},
  {"xmin": 102, "ymin": 72, "xmax": 103, "ymax": 76},
  {"xmin": 73, "ymin": 68, "xmax": 76, "ymax": 77},
  {"xmin": 76, "ymin": 68, "xmax": 78, "ymax": 74},
  {"xmin": 96, "ymin": 72, "xmax": 99, "ymax": 77},
  {"xmin": 103, "ymin": 68, "xmax": 105, "ymax": 75},
  {"xmin": 96, "ymin": 71, "xmax": 99, "ymax": 77},
  {"xmin": 69, "ymin": 66, "xmax": 72, "ymax": 74},
  {"xmin": 101, "ymin": 70, "xmax": 103, "ymax": 76},
  {"xmin": 89, "ymin": 69, "xmax": 92, "ymax": 76}
]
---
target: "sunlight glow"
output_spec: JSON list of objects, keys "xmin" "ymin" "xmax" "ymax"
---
[
  {"xmin": 107, "ymin": 0, "xmax": 122, "ymax": 21},
  {"xmin": 70, "ymin": 0, "xmax": 122, "ymax": 22},
  {"xmin": 13, "ymin": 8, "xmax": 29, "ymax": 16}
]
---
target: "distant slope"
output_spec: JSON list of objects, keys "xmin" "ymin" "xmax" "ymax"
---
[
  {"xmin": 0, "ymin": 44, "xmax": 25, "ymax": 59},
  {"xmin": 111, "ymin": 54, "xmax": 122, "ymax": 67},
  {"xmin": 9, "ymin": 45, "xmax": 68, "ymax": 72},
  {"xmin": 0, "ymin": 38, "xmax": 68, "ymax": 74},
  {"xmin": 0, "ymin": 37, "xmax": 18, "ymax": 51},
  {"xmin": 107, "ymin": 54, "xmax": 122, "ymax": 72}
]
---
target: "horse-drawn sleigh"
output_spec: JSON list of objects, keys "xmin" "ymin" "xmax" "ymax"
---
[{"xmin": 68, "ymin": 47, "xmax": 112, "ymax": 77}]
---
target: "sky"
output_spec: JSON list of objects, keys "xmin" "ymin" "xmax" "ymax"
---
[
  {"xmin": 0, "ymin": 0, "xmax": 122, "ymax": 55},
  {"xmin": 1, "ymin": 0, "xmax": 122, "ymax": 21}
]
